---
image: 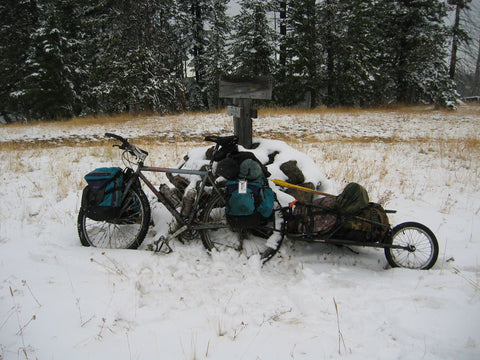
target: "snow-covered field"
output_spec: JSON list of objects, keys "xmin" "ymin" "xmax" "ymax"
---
[{"xmin": 1, "ymin": 106, "xmax": 479, "ymax": 359}]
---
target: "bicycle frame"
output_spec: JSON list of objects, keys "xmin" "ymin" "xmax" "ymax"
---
[
  {"xmin": 121, "ymin": 157, "xmax": 228, "ymax": 252},
  {"xmin": 102, "ymin": 133, "xmax": 277, "ymax": 254},
  {"xmin": 138, "ymin": 165, "xmax": 216, "ymax": 224}
]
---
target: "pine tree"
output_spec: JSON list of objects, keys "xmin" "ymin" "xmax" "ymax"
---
[
  {"xmin": 18, "ymin": 0, "xmax": 84, "ymax": 120},
  {"xmin": 177, "ymin": 0, "xmax": 208, "ymax": 91},
  {"xmin": 177, "ymin": 0, "xmax": 230, "ymax": 110},
  {"xmin": 0, "ymin": 0, "xmax": 40, "ymax": 122},
  {"xmin": 391, "ymin": 0, "xmax": 456, "ymax": 106},
  {"xmin": 331, "ymin": 0, "xmax": 392, "ymax": 106},
  {"xmin": 448, "ymin": 0, "xmax": 472, "ymax": 80},
  {"xmin": 203, "ymin": 0, "xmax": 231, "ymax": 109},
  {"xmin": 276, "ymin": 0, "xmax": 321, "ymax": 107},
  {"xmin": 89, "ymin": 0, "xmax": 186, "ymax": 114},
  {"xmin": 230, "ymin": 0, "xmax": 277, "ymax": 77},
  {"xmin": 317, "ymin": 0, "xmax": 341, "ymax": 106},
  {"xmin": 316, "ymin": 0, "xmax": 457, "ymax": 107}
]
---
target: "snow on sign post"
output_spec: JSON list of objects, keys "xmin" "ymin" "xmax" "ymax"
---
[{"xmin": 219, "ymin": 75, "xmax": 272, "ymax": 148}]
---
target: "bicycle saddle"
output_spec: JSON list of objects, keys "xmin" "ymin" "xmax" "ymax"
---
[{"xmin": 204, "ymin": 135, "xmax": 239, "ymax": 146}]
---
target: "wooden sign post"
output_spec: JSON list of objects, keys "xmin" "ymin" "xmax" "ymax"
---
[{"xmin": 219, "ymin": 75, "xmax": 272, "ymax": 148}]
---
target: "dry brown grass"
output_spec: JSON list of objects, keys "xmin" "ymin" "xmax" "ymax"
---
[
  {"xmin": 259, "ymin": 103, "xmax": 480, "ymax": 117},
  {"xmin": 2, "ymin": 112, "xmax": 141, "ymax": 129},
  {"xmin": 2, "ymin": 103, "xmax": 478, "ymax": 131},
  {"xmin": 2, "ymin": 105, "xmax": 479, "ymax": 206},
  {"xmin": 282, "ymin": 132, "xmax": 480, "ymax": 206}
]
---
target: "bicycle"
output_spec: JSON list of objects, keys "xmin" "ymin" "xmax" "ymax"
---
[
  {"xmin": 78, "ymin": 133, "xmax": 438, "ymax": 269},
  {"xmin": 77, "ymin": 133, "xmax": 285, "ymax": 262}
]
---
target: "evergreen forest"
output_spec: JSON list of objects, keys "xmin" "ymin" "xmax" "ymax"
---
[{"xmin": 1, "ymin": 0, "xmax": 479, "ymax": 122}]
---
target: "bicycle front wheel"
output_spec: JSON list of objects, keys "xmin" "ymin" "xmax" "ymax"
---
[
  {"xmin": 200, "ymin": 193, "xmax": 285, "ymax": 263},
  {"xmin": 77, "ymin": 187, "xmax": 151, "ymax": 249},
  {"xmin": 385, "ymin": 222, "xmax": 439, "ymax": 270}
]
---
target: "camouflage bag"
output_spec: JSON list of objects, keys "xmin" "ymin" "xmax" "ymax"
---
[
  {"xmin": 335, "ymin": 182, "xmax": 369, "ymax": 215},
  {"xmin": 338, "ymin": 203, "xmax": 390, "ymax": 242},
  {"xmin": 288, "ymin": 196, "xmax": 338, "ymax": 235}
]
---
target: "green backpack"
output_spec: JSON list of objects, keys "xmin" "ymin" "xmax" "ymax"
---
[
  {"xmin": 225, "ymin": 159, "xmax": 274, "ymax": 229},
  {"xmin": 335, "ymin": 182, "xmax": 369, "ymax": 215}
]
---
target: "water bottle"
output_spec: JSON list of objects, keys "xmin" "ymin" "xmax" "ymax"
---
[
  {"xmin": 159, "ymin": 184, "xmax": 180, "ymax": 208},
  {"xmin": 181, "ymin": 189, "xmax": 196, "ymax": 217}
]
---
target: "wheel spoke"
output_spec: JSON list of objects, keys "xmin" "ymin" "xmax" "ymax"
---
[
  {"xmin": 78, "ymin": 188, "xmax": 150, "ymax": 249},
  {"xmin": 200, "ymin": 194, "xmax": 284, "ymax": 262},
  {"xmin": 386, "ymin": 222, "xmax": 438, "ymax": 270}
]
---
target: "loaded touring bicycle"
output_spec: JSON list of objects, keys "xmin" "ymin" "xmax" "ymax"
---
[{"xmin": 78, "ymin": 134, "xmax": 439, "ymax": 270}]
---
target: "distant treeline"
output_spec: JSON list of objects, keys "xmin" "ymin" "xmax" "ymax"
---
[{"xmin": 0, "ymin": 0, "xmax": 469, "ymax": 122}]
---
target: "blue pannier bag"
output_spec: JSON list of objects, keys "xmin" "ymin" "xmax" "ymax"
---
[
  {"xmin": 81, "ymin": 167, "xmax": 124, "ymax": 221},
  {"xmin": 226, "ymin": 180, "xmax": 275, "ymax": 229}
]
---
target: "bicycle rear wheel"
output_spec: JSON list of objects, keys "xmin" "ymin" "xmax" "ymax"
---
[
  {"xmin": 200, "ymin": 193, "xmax": 285, "ymax": 263},
  {"xmin": 77, "ymin": 187, "xmax": 151, "ymax": 249}
]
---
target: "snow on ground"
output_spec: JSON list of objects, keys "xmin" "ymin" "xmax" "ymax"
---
[{"xmin": 1, "ymin": 106, "xmax": 479, "ymax": 359}]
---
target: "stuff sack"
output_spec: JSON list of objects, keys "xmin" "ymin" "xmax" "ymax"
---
[
  {"xmin": 238, "ymin": 158, "xmax": 264, "ymax": 181},
  {"xmin": 81, "ymin": 167, "xmax": 124, "ymax": 221},
  {"xmin": 287, "ymin": 196, "xmax": 338, "ymax": 235},
  {"xmin": 215, "ymin": 152, "xmax": 270, "ymax": 181},
  {"xmin": 337, "ymin": 202, "xmax": 390, "ymax": 242},
  {"xmin": 216, "ymin": 157, "xmax": 240, "ymax": 180},
  {"xmin": 335, "ymin": 182, "xmax": 369, "ymax": 215}
]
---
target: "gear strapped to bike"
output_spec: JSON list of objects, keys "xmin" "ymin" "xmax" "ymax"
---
[
  {"xmin": 77, "ymin": 133, "xmax": 438, "ymax": 269},
  {"xmin": 77, "ymin": 133, "xmax": 285, "ymax": 263}
]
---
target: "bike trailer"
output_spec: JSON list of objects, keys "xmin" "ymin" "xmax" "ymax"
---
[
  {"xmin": 81, "ymin": 167, "xmax": 124, "ymax": 221},
  {"xmin": 287, "ymin": 182, "xmax": 390, "ymax": 243}
]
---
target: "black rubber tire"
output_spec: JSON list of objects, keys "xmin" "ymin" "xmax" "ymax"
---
[
  {"xmin": 385, "ymin": 222, "xmax": 439, "ymax": 270},
  {"xmin": 200, "ymin": 193, "xmax": 285, "ymax": 263},
  {"xmin": 78, "ymin": 187, "xmax": 151, "ymax": 249}
]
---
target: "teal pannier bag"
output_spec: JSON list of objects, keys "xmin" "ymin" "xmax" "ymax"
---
[
  {"xmin": 81, "ymin": 167, "xmax": 124, "ymax": 221},
  {"xmin": 225, "ymin": 178, "xmax": 275, "ymax": 229},
  {"xmin": 256, "ymin": 186, "xmax": 274, "ymax": 218},
  {"xmin": 227, "ymin": 181, "xmax": 256, "ymax": 216}
]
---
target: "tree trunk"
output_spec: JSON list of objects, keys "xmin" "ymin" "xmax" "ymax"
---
[
  {"xmin": 473, "ymin": 36, "xmax": 480, "ymax": 95},
  {"xmin": 279, "ymin": 1, "xmax": 287, "ymax": 71},
  {"xmin": 325, "ymin": 0, "xmax": 335, "ymax": 106},
  {"xmin": 449, "ymin": 4, "xmax": 461, "ymax": 79}
]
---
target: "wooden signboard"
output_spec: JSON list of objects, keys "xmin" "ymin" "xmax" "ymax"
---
[
  {"xmin": 219, "ymin": 75, "xmax": 272, "ymax": 148},
  {"xmin": 219, "ymin": 76, "xmax": 272, "ymax": 100}
]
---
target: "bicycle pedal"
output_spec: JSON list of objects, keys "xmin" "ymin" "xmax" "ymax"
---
[{"xmin": 154, "ymin": 236, "xmax": 173, "ymax": 254}]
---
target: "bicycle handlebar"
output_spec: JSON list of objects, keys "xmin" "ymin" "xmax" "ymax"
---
[
  {"xmin": 105, "ymin": 132, "xmax": 148, "ymax": 161},
  {"xmin": 105, "ymin": 132, "xmax": 128, "ymax": 145}
]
